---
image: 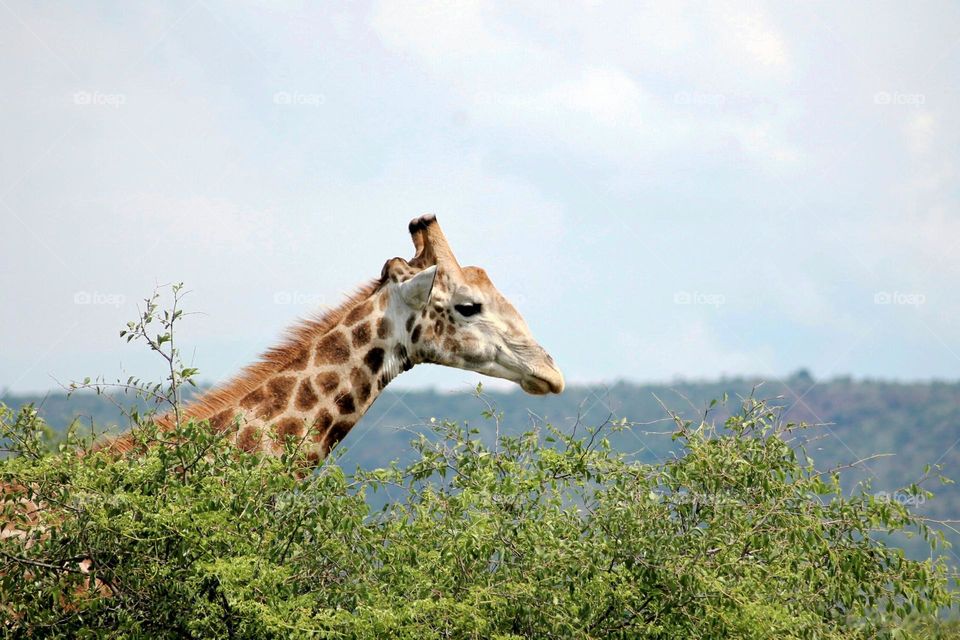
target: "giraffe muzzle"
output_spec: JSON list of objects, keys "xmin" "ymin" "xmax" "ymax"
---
[
  {"xmin": 520, "ymin": 356, "xmax": 565, "ymax": 395},
  {"xmin": 521, "ymin": 372, "xmax": 565, "ymax": 395},
  {"xmin": 495, "ymin": 342, "xmax": 565, "ymax": 395}
]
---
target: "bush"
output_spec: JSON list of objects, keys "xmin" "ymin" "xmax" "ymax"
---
[{"xmin": 1, "ymin": 393, "xmax": 956, "ymax": 639}]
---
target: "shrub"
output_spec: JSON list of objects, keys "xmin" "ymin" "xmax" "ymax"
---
[
  {"xmin": 1, "ymin": 394, "xmax": 956, "ymax": 639},
  {"xmin": 3, "ymin": 287, "xmax": 955, "ymax": 638}
]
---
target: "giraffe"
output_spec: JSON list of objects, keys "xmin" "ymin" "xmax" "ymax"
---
[
  {"xmin": 100, "ymin": 214, "xmax": 564, "ymax": 464},
  {"xmin": 0, "ymin": 214, "xmax": 565, "ymax": 618}
]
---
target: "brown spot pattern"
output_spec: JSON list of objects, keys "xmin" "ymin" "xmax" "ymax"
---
[
  {"xmin": 281, "ymin": 346, "xmax": 311, "ymax": 371},
  {"xmin": 296, "ymin": 378, "xmax": 319, "ymax": 410},
  {"xmin": 315, "ymin": 332, "xmax": 351, "ymax": 365},
  {"xmin": 237, "ymin": 425, "xmax": 261, "ymax": 453},
  {"xmin": 345, "ymin": 300, "xmax": 373, "ymax": 326},
  {"xmin": 316, "ymin": 372, "xmax": 340, "ymax": 395},
  {"xmin": 351, "ymin": 367, "xmax": 372, "ymax": 405},
  {"xmin": 259, "ymin": 375, "xmax": 296, "ymax": 421},
  {"xmin": 364, "ymin": 347, "xmax": 385, "ymax": 374},
  {"xmin": 240, "ymin": 386, "xmax": 266, "ymax": 409},
  {"xmin": 335, "ymin": 391, "xmax": 356, "ymax": 415},
  {"xmin": 351, "ymin": 321, "xmax": 371, "ymax": 347},
  {"xmin": 208, "ymin": 410, "xmax": 234, "ymax": 433},
  {"xmin": 325, "ymin": 420, "xmax": 354, "ymax": 453},
  {"xmin": 411, "ymin": 325, "xmax": 422, "ymax": 344},
  {"xmin": 312, "ymin": 409, "xmax": 333, "ymax": 442},
  {"xmin": 377, "ymin": 317, "xmax": 391, "ymax": 339},
  {"xmin": 276, "ymin": 417, "xmax": 303, "ymax": 441}
]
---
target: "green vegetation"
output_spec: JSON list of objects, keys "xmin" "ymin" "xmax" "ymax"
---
[
  {"xmin": 3, "ymin": 285, "xmax": 958, "ymax": 637},
  {"xmin": 9, "ymin": 375, "xmax": 960, "ymax": 559},
  {"xmin": 2, "ymin": 394, "xmax": 958, "ymax": 638}
]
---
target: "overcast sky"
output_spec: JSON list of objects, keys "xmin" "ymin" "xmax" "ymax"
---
[{"xmin": 1, "ymin": 1, "xmax": 958, "ymax": 394}]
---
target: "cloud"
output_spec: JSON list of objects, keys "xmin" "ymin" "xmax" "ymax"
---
[
  {"xmin": 717, "ymin": 5, "xmax": 789, "ymax": 70},
  {"xmin": 486, "ymin": 66, "xmax": 645, "ymax": 129},
  {"xmin": 370, "ymin": 0, "xmax": 799, "ymax": 169},
  {"xmin": 904, "ymin": 112, "xmax": 936, "ymax": 156},
  {"xmin": 871, "ymin": 206, "xmax": 960, "ymax": 276},
  {"xmin": 872, "ymin": 105, "xmax": 960, "ymax": 281},
  {"xmin": 370, "ymin": 0, "xmax": 509, "ymax": 67},
  {"xmin": 115, "ymin": 194, "xmax": 290, "ymax": 256},
  {"xmin": 3, "ymin": 1, "xmax": 960, "ymax": 392}
]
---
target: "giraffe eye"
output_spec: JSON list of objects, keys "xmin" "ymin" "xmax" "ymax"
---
[{"xmin": 454, "ymin": 302, "xmax": 482, "ymax": 317}]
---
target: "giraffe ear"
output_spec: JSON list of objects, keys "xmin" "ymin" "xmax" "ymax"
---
[{"xmin": 398, "ymin": 265, "xmax": 437, "ymax": 310}]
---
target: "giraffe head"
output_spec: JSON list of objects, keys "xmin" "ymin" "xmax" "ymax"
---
[{"xmin": 380, "ymin": 215, "xmax": 564, "ymax": 395}]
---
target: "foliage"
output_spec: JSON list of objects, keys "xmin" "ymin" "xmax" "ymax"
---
[
  {"xmin": 9, "ymin": 376, "xmax": 960, "ymax": 554},
  {"xmin": 2, "ymin": 284, "xmax": 956, "ymax": 637},
  {"xmin": 1, "ymin": 394, "xmax": 956, "ymax": 638}
]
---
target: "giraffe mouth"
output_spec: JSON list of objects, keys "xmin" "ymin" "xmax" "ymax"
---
[
  {"xmin": 521, "ymin": 372, "xmax": 565, "ymax": 395},
  {"xmin": 492, "ymin": 344, "xmax": 565, "ymax": 395}
]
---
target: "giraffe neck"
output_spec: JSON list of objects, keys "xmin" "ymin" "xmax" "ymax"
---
[{"xmin": 199, "ymin": 285, "xmax": 414, "ymax": 464}]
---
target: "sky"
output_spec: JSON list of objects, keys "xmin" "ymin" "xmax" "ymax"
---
[{"xmin": 1, "ymin": 1, "xmax": 958, "ymax": 395}]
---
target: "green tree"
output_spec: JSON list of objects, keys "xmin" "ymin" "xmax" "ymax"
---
[
  {"xmin": 2, "ymin": 396, "xmax": 956, "ymax": 638},
  {"xmin": 2, "ymin": 285, "xmax": 956, "ymax": 638}
]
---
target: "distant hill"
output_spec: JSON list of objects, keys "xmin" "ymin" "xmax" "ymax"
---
[{"xmin": 4, "ymin": 374, "xmax": 960, "ymax": 562}]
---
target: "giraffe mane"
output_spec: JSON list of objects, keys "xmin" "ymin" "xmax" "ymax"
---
[
  {"xmin": 95, "ymin": 278, "xmax": 384, "ymax": 454},
  {"xmin": 184, "ymin": 278, "xmax": 384, "ymax": 421}
]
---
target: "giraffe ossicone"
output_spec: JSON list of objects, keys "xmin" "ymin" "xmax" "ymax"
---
[{"xmin": 105, "ymin": 214, "xmax": 565, "ymax": 464}]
